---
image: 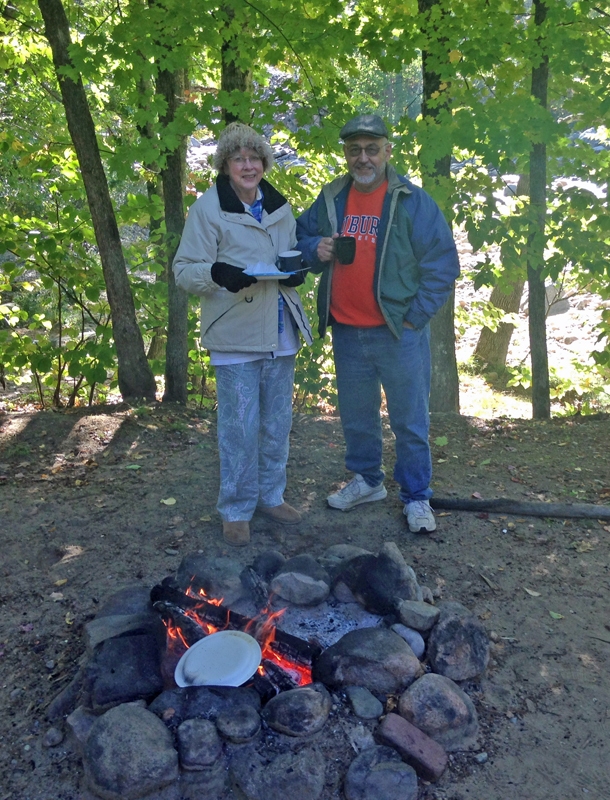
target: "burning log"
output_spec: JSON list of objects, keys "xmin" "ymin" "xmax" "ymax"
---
[
  {"xmin": 261, "ymin": 659, "xmax": 299, "ymax": 692},
  {"xmin": 240, "ymin": 565, "xmax": 270, "ymax": 610},
  {"xmin": 152, "ymin": 600, "xmax": 207, "ymax": 648},
  {"xmin": 150, "ymin": 578, "xmax": 322, "ymax": 688}
]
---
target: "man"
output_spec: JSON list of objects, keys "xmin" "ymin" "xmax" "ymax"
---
[{"xmin": 296, "ymin": 114, "xmax": 459, "ymax": 533}]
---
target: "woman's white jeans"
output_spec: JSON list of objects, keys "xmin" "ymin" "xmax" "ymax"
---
[{"xmin": 215, "ymin": 355, "xmax": 296, "ymax": 521}]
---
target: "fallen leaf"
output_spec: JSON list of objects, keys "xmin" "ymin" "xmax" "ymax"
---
[
  {"xmin": 124, "ymin": 464, "xmax": 142, "ymax": 470},
  {"xmin": 65, "ymin": 612, "xmax": 75, "ymax": 625},
  {"xmin": 549, "ymin": 611, "xmax": 564, "ymax": 620},
  {"xmin": 479, "ymin": 458, "xmax": 491, "ymax": 466},
  {"xmin": 472, "ymin": 492, "xmax": 484, "ymax": 500},
  {"xmin": 50, "ymin": 592, "xmax": 64, "ymax": 602},
  {"xmin": 19, "ymin": 623, "xmax": 34, "ymax": 632},
  {"xmin": 524, "ymin": 588, "xmax": 542, "ymax": 597},
  {"xmin": 436, "ymin": 512, "xmax": 452, "ymax": 517},
  {"xmin": 54, "ymin": 579, "xmax": 68, "ymax": 586},
  {"xmin": 74, "ymin": 479, "xmax": 83, "ymax": 486},
  {"xmin": 434, "ymin": 436, "xmax": 448, "ymax": 447},
  {"xmin": 437, "ymin": 458, "xmax": 447, "ymax": 463},
  {"xmin": 161, "ymin": 498, "xmax": 177, "ymax": 505},
  {"xmin": 570, "ymin": 540, "xmax": 594, "ymax": 552},
  {"xmin": 558, "ymin": 442, "xmax": 568, "ymax": 447},
  {"xmin": 479, "ymin": 610, "xmax": 492, "ymax": 620}
]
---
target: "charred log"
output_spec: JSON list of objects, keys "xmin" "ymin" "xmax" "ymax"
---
[
  {"xmin": 240, "ymin": 566, "xmax": 269, "ymax": 610},
  {"xmin": 261, "ymin": 659, "xmax": 299, "ymax": 692}
]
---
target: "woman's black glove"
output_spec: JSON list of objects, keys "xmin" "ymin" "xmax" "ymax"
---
[
  {"xmin": 281, "ymin": 268, "xmax": 308, "ymax": 288},
  {"xmin": 211, "ymin": 262, "xmax": 258, "ymax": 293}
]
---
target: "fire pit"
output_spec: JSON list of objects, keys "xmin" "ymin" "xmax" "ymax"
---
[{"xmin": 46, "ymin": 541, "xmax": 490, "ymax": 800}]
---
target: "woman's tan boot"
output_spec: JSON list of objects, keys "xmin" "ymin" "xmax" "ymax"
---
[{"xmin": 222, "ymin": 520, "xmax": 250, "ymax": 546}]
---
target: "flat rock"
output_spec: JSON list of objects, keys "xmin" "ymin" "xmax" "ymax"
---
[
  {"xmin": 398, "ymin": 673, "xmax": 479, "ymax": 751},
  {"xmin": 261, "ymin": 683, "xmax": 331, "ymax": 736},
  {"xmin": 83, "ymin": 703, "xmax": 179, "ymax": 800},
  {"xmin": 427, "ymin": 601, "xmax": 490, "ymax": 681},
  {"xmin": 66, "ymin": 706, "xmax": 98, "ymax": 751},
  {"xmin": 230, "ymin": 744, "xmax": 326, "ymax": 800},
  {"xmin": 374, "ymin": 712, "xmax": 448, "ymax": 782},
  {"xmin": 177, "ymin": 718, "xmax": 222, "ymax": 770},
  {"xmin": 344, "ymin": 745, "xmax": 418, "ymax": 800},
  {"xmin": 270, "ymin": 554, "xmax": 330, "ymax": 605},
  {"xmin": 345, "ymin": 686, "xmax": 384, "ymax": 720},
  {"xmin": 94, "ymin": 586, "xmax": 153, "ymax": 618},
  {"xmin": 396, "ymin": 600, "xmax": 440, "ymax": 632},
  {"xmin": 313, "ymin": 628, "xmax": 422, "ymax": 694},
  {"xmin": 84, "ymin": 612, "xmax": 164, "ymax": 652}
]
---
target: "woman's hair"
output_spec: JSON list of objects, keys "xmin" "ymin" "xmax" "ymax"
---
[{"xmin": 212, "ymin": 123, "xmax": 275, "ymax": 173}]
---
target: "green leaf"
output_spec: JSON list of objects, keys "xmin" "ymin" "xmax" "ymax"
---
[
  {"xmin": 434, "ymin": 436, "xmax": 448, "ymax": 447},
  {"xmin": 549, "ymin": 611, "xmax": 564, "ymax": 620}
]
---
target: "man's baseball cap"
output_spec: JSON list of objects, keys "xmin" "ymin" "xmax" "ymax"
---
[{"xmin": 339, "ymin": 114, "xmax": 389, "ymax": 141}]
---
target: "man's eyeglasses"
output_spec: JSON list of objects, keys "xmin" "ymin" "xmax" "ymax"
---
[
  {"xmin": 345, "ymin": 144, "xmax": 386, "ymax": 157},
  {"xmin": 230, "ymin": 155, "xmax": 263, "ymax": 167}
]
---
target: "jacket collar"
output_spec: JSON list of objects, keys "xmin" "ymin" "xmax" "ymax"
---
[{"xmin": 216, "ymin": 173, "xmax": 288, "ymax": 215}]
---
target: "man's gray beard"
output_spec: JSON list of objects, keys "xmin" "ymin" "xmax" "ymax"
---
[{"xmin": 349, "ymin": 168, "xmax": 378, "ymax": 185}]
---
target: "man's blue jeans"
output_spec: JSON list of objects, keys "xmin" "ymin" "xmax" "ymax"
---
[{"xmin": 331, "ymin": 322, "xmax": 432, "ymax": 504}]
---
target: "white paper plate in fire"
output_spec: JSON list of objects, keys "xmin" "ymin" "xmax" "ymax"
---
[{"xmin": 174, "ymin": 630, "xmax": 262, "ymax": 688}]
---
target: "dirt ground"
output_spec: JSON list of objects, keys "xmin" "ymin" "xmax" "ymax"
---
[{"xmin": 1, "ymin": 404, "xmax": 609, "ymax": 800}]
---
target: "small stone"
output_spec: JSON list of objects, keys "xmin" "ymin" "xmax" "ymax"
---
[
  {"xmin": 262, "ymin": 683, "xmax": 331, "ymax": 737},
  {"xmin": 390, "ymin": 625, "xmax": 425, "ymax": 659},
  {"xmin": 420, "ymin": 585, "xmax": 434, "ymax": 604},
  {"xmin": 177, "ymin": 718, "xmax": 222, "ymax": 770},
  {"xmin": 216, "ymin": 705, "xmax": 261, "ymax": 743},
  {"xmin": 42, "ymin": 727, "xmax": 64, "ymax": 748},
  {"xmin": 10, "ymin": 688, "xmax": 23, "ymax": 700},
  {"xmin": 345, "ymin": 686, "xmax": 384, "ymax": 719},
  {"xmin": 333, "ymin": 580, "xmax": 358, "ymax": 603},
  {"xmin": 397, "ymin": 600, "xmax": 440, "ymax": 632},
  {"xmin": 46, "ymin": 659, "xmax": 55, "ymax": 670},
  {"xmin": 374, "ymin": 712, "xmax": 448, "ymax": 782},
  {"xmin": 165, "ymin": 548, "xmax": 179, "ymax": 556},
  {"xmin": 475, "ymin": 752, "xmax": 488, "ymax": 764}
]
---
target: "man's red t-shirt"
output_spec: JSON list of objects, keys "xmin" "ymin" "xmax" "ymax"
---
[{"xmin": 330, "ymin": 180, "xmax": 387, "ymax": 327}]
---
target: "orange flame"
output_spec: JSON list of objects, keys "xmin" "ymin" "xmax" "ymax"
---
[{"xmin": 162, "ymin": 586, "xmax": 312, "ymax": 686}]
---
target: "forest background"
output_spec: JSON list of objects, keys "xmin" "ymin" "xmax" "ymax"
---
[{"xmin": 1, "ymin": 0, "xmax": 610, "ymax": 420}]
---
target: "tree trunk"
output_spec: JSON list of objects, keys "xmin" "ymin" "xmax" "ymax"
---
[
  {"xmin": 528, "ymin": 0, "xmax": 550, "ymax": 418},
  {"xmin": 221, "ymin": 8, "xmax": 252, "ymax": 124},
  {"xmin": 473, "ymin": 279, "xmax": 525, "ymax": 366},
  {"xmin": 38, "ymin": 0, "xmax": 156, "ymax": 401},
  {"xmin": 418, "ymin": 0, "xmax": 459, "ymax": 413},
  {"xmin": 157, "ymin": 67, "xmax": 189, "ymax": 403}
]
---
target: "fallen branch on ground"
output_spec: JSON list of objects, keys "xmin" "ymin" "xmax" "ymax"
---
[{"xmin": 431, "ymin": 497, "xmax": 610, "ymax": 520}]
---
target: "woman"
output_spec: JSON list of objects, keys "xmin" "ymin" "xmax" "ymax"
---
[{"xmin": 173, "ymin": 123, "xmax": 312, "ymax": 546}]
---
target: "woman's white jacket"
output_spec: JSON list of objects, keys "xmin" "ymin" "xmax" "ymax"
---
[{"xmin": 173, "ymin": 175, "xmax": 313, "ymax": 352}]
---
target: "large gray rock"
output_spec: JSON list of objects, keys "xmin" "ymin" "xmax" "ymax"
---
[
  {"xmin": 332, "ymin": 543, "xmax": 420, "ymax": 615},
  {"xmin": 83, "ymin": 703, "xmax": 179, "ymax": 800},
  {"xmin": 230, "ymin": 744, "xmax": 326, "ymax": 800},
  {"xmin": 390, "ymin": 625, "xmax": 425, "ymax": 659},
  {"xmin": 344, "ymin": 746, "xmax": 418, "ymax": 800},
  {"xmin": 269, "ymin": 554, "xmax": 330, "ymax": 605},
  {"xmin": 216, "ymin": 704, "xmax": 261, "ymax": 743},
  {"xmin": 427, "ymin": 601, "xmax": 490, "ymax": 681},
  {"xmin": 313, "ymin": 628, "xmax": 422, "ymax": 694},
  {"xmin": 85, "ymin": 633, "xmax": 164, "ymax": 712},
  {"xmin": 398, "ymin": 673, "xmax": 479, "ymax": 751},
  {"xmin": 261, "ymin": 683, "xmax": 331, "ymax": 737}
]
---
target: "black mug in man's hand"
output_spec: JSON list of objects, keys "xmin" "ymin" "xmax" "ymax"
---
[{"xmin": 335, "ymin": 236, "xmax": 356, "ymax": 265}]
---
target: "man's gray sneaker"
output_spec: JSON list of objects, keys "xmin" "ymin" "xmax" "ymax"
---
[
  {"xmin": 404, "ymin": 499, "xmax": 436, "ymax": 533},
  {"xmin": 327, "ymin": 474, "xmax": 387, "ymax": 511}
]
